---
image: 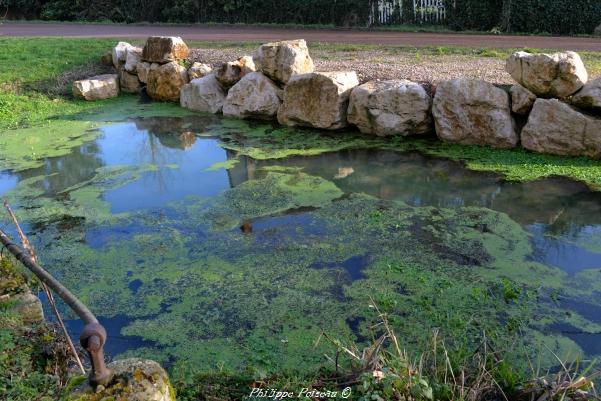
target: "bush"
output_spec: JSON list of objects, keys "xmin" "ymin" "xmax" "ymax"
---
[
  {"xmin": 445, "ymin": 0, "xmax": 601, "ymax": 34},
  {"xmin": 445, "ymin": 0, "xmax": 504, "ymax": 31},
  {"xmin": 504, "ymin": 0, "xmax": 601, "ymax": 35},
  {"xmin": 4, "ymin": 0, "xmax": 601, "ymax": 34}
]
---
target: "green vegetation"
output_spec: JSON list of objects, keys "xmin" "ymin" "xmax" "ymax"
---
[
  {"xmin": 0, "ymin": 257, "xmax": 71, "ymax": 401},
  {"xmin": 6, "ymin": 0, "xmax": 601, "ymax": 34},
  {"xmin": 4, "ymin": 164, "xmax": 599, "ymax": 399},
  {"xmin": 208, "ymin": 118, "xmax": 601, "ymax": 191},
  {"xmin": 448, "ymin": 0, "xmax": 601, "ymax": 35}
]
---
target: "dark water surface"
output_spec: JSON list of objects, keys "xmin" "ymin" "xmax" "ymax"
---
[{"xmin": 2, "ymin": 116, "xmax": 601, "ymax": 372}]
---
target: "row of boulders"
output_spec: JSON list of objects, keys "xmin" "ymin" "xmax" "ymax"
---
[
  {"xmin": 73, "ymin": 36, "xmax": 601, "ymax": 159},
  {"xmin": 504, "ymin": 51, "xmax": 601, "ymax": 158}
]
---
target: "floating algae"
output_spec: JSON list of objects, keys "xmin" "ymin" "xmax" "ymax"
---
[
  {"xmin": 3, "ymin": 164, "xmax": 175, "ymax": 226},
  {"xmin": 202, "ymin": 117, "xmax": 601, "ymax": 191},
  {"xmin": 23, "ymin": 174, "xmax": 596, "ymax": 375},
  {"xmin": 2, "ymin": 115, "xmax": 601, "ymax": 381}
]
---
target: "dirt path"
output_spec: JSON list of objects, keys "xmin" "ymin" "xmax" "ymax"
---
[{"xmin": 2, "ymin": 23, "xmax": 601, "ymax": 51}]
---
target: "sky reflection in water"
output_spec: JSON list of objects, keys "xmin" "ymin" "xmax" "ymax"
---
[{"xmin": 1, "ymin": 115, "xmax": 601, "ymax": 361}]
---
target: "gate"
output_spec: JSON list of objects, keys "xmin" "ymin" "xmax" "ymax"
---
[{"xmin": 369, "ymin": 0, "xmax": 447, "ymax": 25}]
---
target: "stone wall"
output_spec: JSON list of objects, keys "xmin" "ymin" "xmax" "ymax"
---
[{"xmin": 75, "ymin": 36, "xmax": 601, "ymax": 159}]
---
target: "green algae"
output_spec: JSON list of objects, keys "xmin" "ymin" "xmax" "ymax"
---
[
  {"xmin": 0, "ymin": 121, "xmax": 101, "ymax": 171},
  {"xmin": 0, "ymin": 96, "xmax": 195, "ymax": 172},
  {"xmin": 3, "ymin": 164, "xmax": 175, "ymax": 225},
  {"xmin": 203, "ymin": 159, "xmax": 240, "ymax": 172},
  {"xmin": 20, "ymin": 173, "xmax": 593, "ymax": 376},
  {"xmin": 196, "ymin": 171, "xmax": 344, "ymax": 230},
  {"xmin": 2, "ymin": 113, "xmax": 600, "ymax": 378},
  {"xmin": 205, "ymin": 118, "xmax": 601, "ymax": 191}
]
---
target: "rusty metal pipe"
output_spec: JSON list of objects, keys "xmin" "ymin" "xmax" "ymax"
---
[{"xmin": 0, "ymin": 229, "xmax": 113, "ymax": 387}]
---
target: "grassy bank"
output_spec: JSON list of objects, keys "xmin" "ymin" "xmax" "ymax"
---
[{"xmin": 0, "ymin": 257, "xmax": 75, "ymax": 400}]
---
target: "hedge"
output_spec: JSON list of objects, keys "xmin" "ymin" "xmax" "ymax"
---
[
  {"xmin": 445, "ymin": 0, "xmax": 601, "ymax": 34},
  {"xmin": 4, "ymin": 0, "xmax": 601, "ymax": 34},
  {"xmin": 503, "ymin": 0, "xmax": 601, "ymax": 35}
]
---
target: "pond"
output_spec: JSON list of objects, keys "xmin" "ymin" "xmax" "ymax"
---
[{"xmin": 2, "ymin": 114, "xmax": 601, "ymax": 376}]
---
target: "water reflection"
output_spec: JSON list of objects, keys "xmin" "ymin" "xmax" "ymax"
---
[
  {"xmin": 1, "ymin": 116, "xmax": 601, "ymax": 273},
  {"xmin": 2, "ymin": 115, "xmax": 601, "ymax": 359}
]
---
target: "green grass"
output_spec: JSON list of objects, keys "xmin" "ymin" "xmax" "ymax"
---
[
  {"xmin": 0, "ymin": 37, "xmax": 117, "ymax": 130},
  {"xmin": 0, "ymin": 258, "xmax": 71, "ymax": 401}
]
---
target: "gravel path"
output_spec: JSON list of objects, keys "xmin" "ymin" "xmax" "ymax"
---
[{"xmin": 189, "ymin": 47, "xmax": 510, "ymax": 85}]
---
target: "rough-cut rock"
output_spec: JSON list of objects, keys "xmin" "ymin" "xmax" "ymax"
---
[
  {"xmin": 432, "ymin": 78, "xmax": 517, "ymax": 148},
  {"xmin": 254, "ymin": 39, "xmax": 315, "ymax": 85},
  {"xmin": 347, "ymin": 79, "xmax": 432, "ymax": 136},
  {"xmin": 506, "ymin": 51, "xmax": 588, "ymax": 98},
  {"xmin": 124, "ymin": 47, "xmax": 143, "ymax": 73},
  {"xmin": 69, "ymin": 358, "xmax": 174, "ymax": 401},
  {"xmin": 180, "ymin": 75, "xmax": 226, "ymax": 114},
  {"xmin": 510, "ymin": 84, "xmax": 537, "ymax": 115},
  {"xmin": 188, "ymin": 62, "xmax": 212, "ymax": 80},
  {"xmin": 215, "ymin": 56, "xmax": 256, "ymax": 88},
  {"xmin": 120, "ymin": 70, "xmax": 142, "ymax": 93},
  {"xmin": 137, "ymin": 62, "xmax": 158, "ymax": 84},
  {"xmin": 278, "ymin": 71, "xmax": 359, "ymax": 130},
  {"xmin": 147, "ymin": 61, "xmax": 188, "ymax": 102},
  {"xmin": 223, "ymin": 72, "xmax": 282, "ymax": 120},
  {"xmin": 100, "ymin": 51, "xmax": 113, "ymax": 66},
  {"xmin": 595, "ymin": 24, "xmax": 601, "ymax": 37},
  {"xmin": 572, "ymin": 77, "xmax": 601, "ymax": 112},
  {"xmin": 521, "ymin": 98, "xmax": 601, "ymax": 158},
  {"xmin": 73, "ymin": 74, "xmax": 119, "ymax": 100},
  {"xmin": 142, "ymin": 36, "xmax": 189, "ymax": 64},
  {"xmin": 112, "ymin": 41, "xmax": 134, "ymax": 69}
]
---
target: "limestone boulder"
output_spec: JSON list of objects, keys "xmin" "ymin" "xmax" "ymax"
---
[
  {"xmin": 112, "ymin": 41, "xmax": 135, "ymax": 69},
  {"xmin": 510, "ymin": 84, "xmax": 537, "ymax": 115},
  {"xmin": 147, "ymin": 61, "xmax": 188, "ymax": 102},
  {"xmin": 223, "ymin": 72, "xmax": 282, "ymax": 120},
  {"xmin": 188, "ymin": 62, "xmax": 212, "ymax": 80},
  {"xmin": 572, "ymin": 77, "xmax": 601, "ymax": 112},
  {"xmin": 254, "ymin": 39, "xmax": 315, "ymax": 85},
  {"xmin": 432, "ymin": 78, "xmax": 517, "ymax": 148},
  {"xmin": 120, "ymin": 70, "xmax": 142, "ymax": 93},
  {"xmin": 347, "ymin": 79, "xmax": 432, "ymax": 136},
  {"xmin": 180, "ymin": 75, "xmax": 226, "ymax": 114},
  {"xmin": 215, "ymin": 56, "xmax": 256, "ymax": 89},
  {"xmin": 69, "ymin": 358, "xmax": 174, "ymax": 401},
  {"xmin": 142, "ymin": 36, "xmax": 189, "ymax": 64},
  {"xmin": 278, "ymin": 71, "xmax": 359, "ymax": 130},
  {"xmin": 137, "ymin": 62, "xmax": 159, "ymax": 84},
  {"xmin": 73, "ymin": 74, "xmax": 119, "ymax": 100},
  {"xmin": 521, "ymin": 98, "xmax": 601, "ymax": 158},
  {"xmin": 124, "ymin": 47, "xmax": 143, "ymax": 73},
  {"xmin": 506, "ymin": 51, "xmax": 588, "ymax": 98}
]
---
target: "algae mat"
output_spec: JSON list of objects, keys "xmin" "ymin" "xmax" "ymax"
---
[{"xmin": 1, "ymin": 113, "xmax": 601, "ymax": 378}]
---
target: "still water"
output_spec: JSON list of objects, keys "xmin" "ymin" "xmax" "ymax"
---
[{"xmin": 2, "ymin": 115, "xmax": 601, "ymax": 373}]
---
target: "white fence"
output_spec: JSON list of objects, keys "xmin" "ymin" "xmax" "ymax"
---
[{"xmin": 369, "ymin": 0, "xmax": 447, "ymax": 25}]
